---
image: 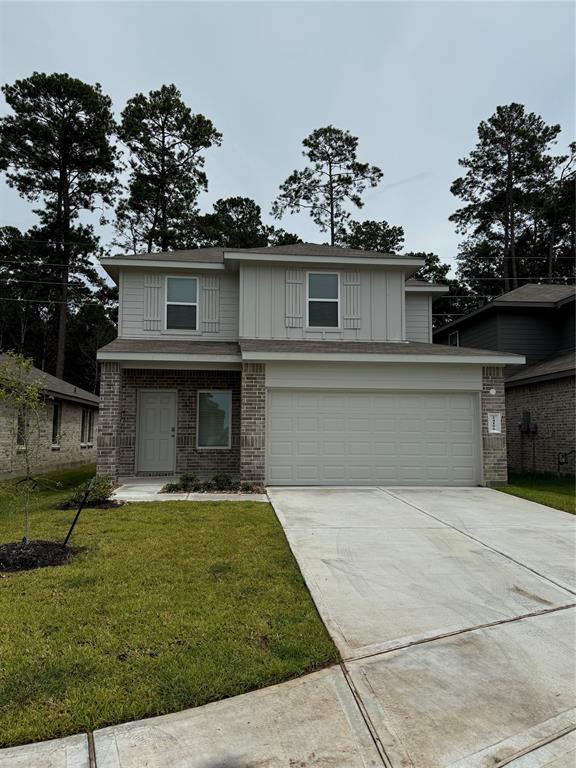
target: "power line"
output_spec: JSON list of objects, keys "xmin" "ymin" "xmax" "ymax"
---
[
  {"xmin": 0, "ymin": 259, "xmax": 100, "ymax": 268},
  {"xmin": 0, "ymin": 237, "xmax": 98, "ymax": 246},
  {"xmin": 0, "ymin": 278, "xmax": 92, "ymax": 287},
  {"xmin": 0, "ymin": 297, "xmax": 113, "ymax": 305}
]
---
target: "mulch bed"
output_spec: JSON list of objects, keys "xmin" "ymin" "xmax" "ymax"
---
[
  {"xmin": 0, "ymin": 540, "xmax": 80, "ymax": 572},
  {"xmin": 56, "ymin": 500, "xmax": 124, "ymax": 510}
]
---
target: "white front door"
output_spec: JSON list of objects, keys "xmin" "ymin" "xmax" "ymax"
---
[{"xmin": 137, "ymin": 391, "xmax": 177, "ymax": 473}]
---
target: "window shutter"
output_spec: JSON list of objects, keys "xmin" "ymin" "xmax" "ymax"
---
[
  {"xmin": 343, "ymin": 271, "xmax": 361, "ymax": 329},
  {"xmin": 143, "ymin": 274, "xmax": 162, "ymax": 330},
  {"xmin": 201, "ymin": 275, "xmax": 220, "ymax": 333},
  {"xmin": 285, "ymin": 269, "xmax": 304, "ymax": 327}
]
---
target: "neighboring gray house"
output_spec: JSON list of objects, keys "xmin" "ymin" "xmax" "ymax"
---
[
  {"xmin": 0, "ymin": 355, "xmax": 99, "ymax": 477},
  {"xmin": 434, "ymin": 284, "xmax": 575, "ymax": 475},
  {"xmin": 97, "ymin": 243, "xmax": 523, "ymax": 487}
]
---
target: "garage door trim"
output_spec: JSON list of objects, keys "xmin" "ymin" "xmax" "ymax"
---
[{"xmin": 265, "ymin": 388, "xmax": 482, "ymax": 486}]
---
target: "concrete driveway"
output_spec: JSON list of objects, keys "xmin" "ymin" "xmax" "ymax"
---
[{"xmin": 268, "ymin": 486, "xmax": 576, "ymax": 768}]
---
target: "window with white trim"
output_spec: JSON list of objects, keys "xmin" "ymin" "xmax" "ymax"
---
[
  {"xmin": 307, "ymin": 273, "xmax": 339, "ymax": 328},
  {"xmin": 81, "ymin": 408, "xmax": 94, "ymax": 445},
  {"xmin": 52, "ymin": 402, "xmax": 61, "ymax": 446},
  {"xmin": 166, "ymin": 277, "xmax": 198, "ymax": 331},
  {"xmin": 448, "ymin": 330, "xmax": 460, "ymax": 347},
  {"xmin": 197, "ymin": 390, "xmax": 231, "ymax": 448}
]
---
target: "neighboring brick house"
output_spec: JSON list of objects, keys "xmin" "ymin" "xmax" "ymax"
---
[
  {"xmin": 435, "ymin": 284, "xmax": 575, "ymax": 476},
  {"xmin": 97, "ymin": 243, "xmax": 523, "ymax": 487},
  {"xmin": 0, "ymin": 355, "xmax": 99, "ymax": 477}
]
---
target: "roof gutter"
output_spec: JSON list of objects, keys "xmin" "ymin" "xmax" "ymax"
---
[{"xmin": 241, "ymin": 350, "xmax": 525, "ymax": 365}]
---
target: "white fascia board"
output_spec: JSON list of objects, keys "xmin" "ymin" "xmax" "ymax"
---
[
  {"xmin": 241, "ymin": 351, "xmax": 526, "ymax": 365},
  {"xmin": 97, "ymin": 352, "xmax": 241, "ymax": 363},
  {"xmin": 224, "ymin": 252, "xmax": 425, "ymax": 268},
  {"xmin": 100, "ymin": 259, "xmax": 225, "ymax": 271},
  {"xmin": 405, "ymin": 285, "xmax": 449, "ymax": 294}
]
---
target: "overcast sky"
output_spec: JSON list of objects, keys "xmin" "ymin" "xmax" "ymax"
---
[{"xmin": 0, "ymin": 1, "xmax": 574, "ymax": 274}]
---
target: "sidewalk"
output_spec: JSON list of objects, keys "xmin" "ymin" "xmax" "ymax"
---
[{"xmin": 0, "ymin": 667, "xmax": 383, "ymax": 768}]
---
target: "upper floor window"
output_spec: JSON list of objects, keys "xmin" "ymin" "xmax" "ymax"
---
[
  {"xmin": 52, "ymin": 402, "xmax": 62, "ymax": 446},
  {"xmin": 307, "ymin": 273, "xmax": 339, "ymax": 328},
  {"xmin": 448, "ymin": 330, "xmax": 460, "ymax": 347},
  {"xmin": 166, "ymin": 277, "xmax": 198, "ymax": 331}
]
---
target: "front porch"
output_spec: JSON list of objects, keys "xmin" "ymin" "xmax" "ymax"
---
[{"xmin": 97, "ymin": 362, "xmax": 265, "ymax": 483}]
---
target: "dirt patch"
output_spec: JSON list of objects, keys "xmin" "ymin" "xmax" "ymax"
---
[{"xmin": 0, "ymin": 540, "xmax": 81, "ymax": 572}]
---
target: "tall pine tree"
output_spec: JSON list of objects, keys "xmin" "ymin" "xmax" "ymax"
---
[
  {"xmin": 115, "ymin": 84, "xmax": 222, "ymax": 253},
  {"xmin": 272, "ymin": 126, "xmax": 383, "ymax": 245},
  {"xmin": 0, "ymin": 72, "xmax": 118, "ymax": 377},
  {"xmin": 450, "ymin": 103, "xmax": 567, "ymax": 293}
]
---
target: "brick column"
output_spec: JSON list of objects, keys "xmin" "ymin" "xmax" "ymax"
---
[
  {"xmin": 97, "ymin": 361, "xmax": 122, "ymax": 480},
  {"xmin": 240, "ymin": 363, "xmax": 266, "ymax": 484},
  {"xmin": 481, "ymin": 366, "xmax": 508, "ymax": 486}
]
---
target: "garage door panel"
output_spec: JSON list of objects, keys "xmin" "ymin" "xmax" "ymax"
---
[
  {"xmin": 296, "ymin": 441, "xmax": 319, "ymax": 456},
  {"xmin": 324, "ymin": 442, "xmax": 346, "ymax": 455},
  {"xmin": 267, "ymin": 390, "xmax": 480, "ymax": 486},
  {"xmin": 269, "ymin": 440, "xmax": 292, "ymax": 456},
  {"xmin": 296, "ymin": 416, "xmax": 318, "ymax": 431}
]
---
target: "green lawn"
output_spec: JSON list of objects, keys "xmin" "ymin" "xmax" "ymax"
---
[
  {"xmin": 0, "ymin": 466, "xmax": 337, "ymax": 747},
  {"xmin": 499, "ymin": 472, "xmax": 576, "ymax": 514}
]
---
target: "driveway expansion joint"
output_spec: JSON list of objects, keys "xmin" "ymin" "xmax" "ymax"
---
[
  {"xmin": 339, "ymin": 662, "xmax": 391, "ymax": 768},
  {"xmin": 379, "ymin": 487, "xmax": 576, "ymax": 596},
  {"xmin": 492, "ymin": 724, "xmax": 576, "ymax": 767},
  {"xmin": 342, "ymin": 602, "xmax": 576, "ymax": 664},
  {"xmin": 87, "ymin": 732, "xmax": 97, "ymax": 768}
]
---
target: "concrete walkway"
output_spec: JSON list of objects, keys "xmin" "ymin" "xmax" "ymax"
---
[
  {"xmin": 112, "ymin": 479, "xmax": 268, "ymax": 503},
  {"xmin": 2, "ymin": 487, "xmax": 574, "ymax": 767}
]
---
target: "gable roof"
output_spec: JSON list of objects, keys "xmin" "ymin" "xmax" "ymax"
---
[
  {"xmin": 0, "ymin": 354, "xmax": 99, "ymax": 406},
  {"xmin": 434, "ymin": 283, "xmax": 575, "ymax": 336}
]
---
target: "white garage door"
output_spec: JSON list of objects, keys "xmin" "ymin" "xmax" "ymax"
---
[{"xmin": 267, "ymin": 390, "xmax": 481, "ymax": 486}]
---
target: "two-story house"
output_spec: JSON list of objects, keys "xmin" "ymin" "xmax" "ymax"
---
[
  {"xmin": 96, "ymin": 243, "xmax": 522, "ymax": 487},
  {"xmin": 434, "ymin": 284, "xmax": 575, "ymax": 476}
]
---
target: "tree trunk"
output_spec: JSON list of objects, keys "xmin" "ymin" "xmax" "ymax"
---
[
  {"xmin": 504, "ymin": 133, "xmax": 518, "ymax": 291},
  {"xmin": 55, "ymin": 157, "xmax": 70, "ymax": 380},
  {"xmin": 159, "ymin": 121, "xmax": 168, "ymax": 251},
  {"xmin": 328, "ymin": 161, "xmax": 335, "ymax": 246},
  {"xmin": 503, "ymin": 209, "xmax": 511, "ymax": 293},
  {"xmin": 547, "ymin": 220, "xmax": 556, "ymax": 280},
  {"xmin": 55, "ymin": 256, "xmax": 69, "ymax": 379}
]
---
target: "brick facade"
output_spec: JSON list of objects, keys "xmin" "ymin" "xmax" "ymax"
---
[
  {"xmin": 0, "ymin": 399, "xmax": 98, "ymax": 478},
  {"xmin": 97, "ymin": 362, "xmax": 514, "ymax": 487},
  {"xmin": 97, "ymin": 362, "xmax": 121, "ymax": 479},
  {"xmin": 481, "ymin": 366, "xmax": 508, "ymax": 486},
  {"xmin": 125, "ymin": 369, "xmax": 240, "ymax": 478},
  {"xmin": 506, "ymin": 376, "xmax": 575, "ymax": 475},
  {"xmin": 240, "ymin": 363, "xmax": 266, "ymax": 484}
]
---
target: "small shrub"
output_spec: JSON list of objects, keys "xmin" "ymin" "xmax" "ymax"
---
[
  {"xmin": 240, "ymin": 482, "xmax": 255, "ymax": 493},
  {"xmin": 212, "ymin": 473, "xmax": 234, "ymax": 491},
  {"xmin": 179, "ymin": 472, "xmax": 200, "ymax": 491},
  {"xmin": 69, "ymin": 475, "xmax": 114, "ymax": 506},
  {"xmin": 162, "ymin": 482, "xmax": 183, "ymax": 493}
]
